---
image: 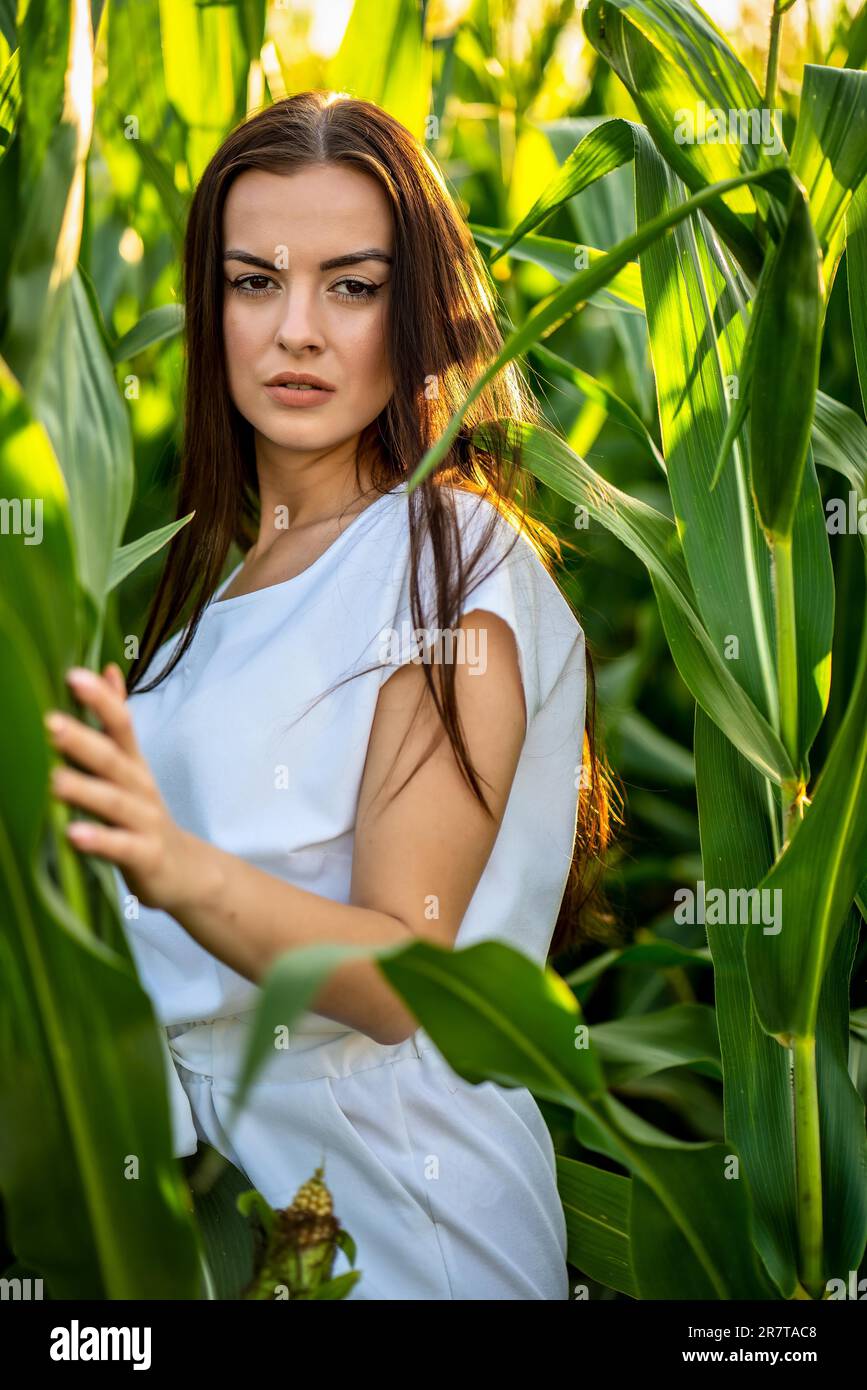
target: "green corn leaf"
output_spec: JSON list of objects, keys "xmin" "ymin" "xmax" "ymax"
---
[
  {"xmin": 0, "ymin": 45, "xmax": 20, "ymax": 156},
  {"xmin": 111, "ymin": 303, "xmax": 185, "ymax": 362},
  {"xmin": 565, "ymin": 941, "xmax": 712, "ymax": 991},
  {"xmin": 634, "ymin": 131, "xmax": 833, "ymax": 766},
  {"xmin": 104, "ymin": 0, "xmax": 189, "ymax": 248},
  {"xmin": 157, "ymin": 0, "xmax": 249, "ymax": 180},
  {"xmin": 693, "ymin": 714, "xmax": 867, "ymax": 1288},
  {"xmin": 35, "ymin": 269, "xmax": 134, "ymax": 631},
  {"xmin": 487, "ymin": 418, "xmax": 794, "ymax": 787},
  {"xmin": 791, "ymin": 63, "xmax": 867, "ymax": 281},
  {"xmin": 380, "ymin": 940, "xmax": 777, "ymax": 1297},
  {"xmin": 811, "ymin": 390, "xmax": 867, "ymax": 553},
  {"xmin": 589, "ymin": 1003, "xmax": 722, "ymax": 1084},
  {"xmin": 528, "ymin": 343, "xmax": 665, "ymax": 471},
  {"xmin": 0, "ymin": 355, "xmax": 79, "ymax": 688},
  {"xmin": 846, "ymin": 177, "xmax": 867, "ymax": 418},
  {"xmin": 325, "ymin": 0, "xmax": 432, "ymax": 142},
  {"xmin": 582, "ymin": 0, "xmax": 787, "ymax": 280},
  {"xmin": 541, "ymin": 116, "xmax": 656, "ymax": 415},
  {"xmin": 471, "ymin": 224, "xmax": 645, "ymax": 313},
  {"xmin": 107, "ymin": 513, "xmax": 196, "ymax": 592},
  {"xmin": 555, "ymin": 1155, "xmax": 637, "ymax": 1297},
  {"xmin": 749, "ymin": 181, "xmax": 824, "ymax": 543},
  {"xmin": 744, "ymin": 619, "xmax": 867, "ymax": 1039},
  {"xmin": 708, "ymin": 226, "xmax": 778, "ymax": 492},
  {"xmin": 542, "ymin": 117, "xmax": 656, "ymax": 410},
  {"xmin": 693, "ymin": 709, "xmax": 799, "ymax": 1291},
  {"xmin": 0, "ymin": 601, "xmax": 200, "ymax": 1298},
  {"xmin": 575, "ymin": 1093, "xmax": 779, "ymax": 1298},
  {"xmin": 408, "ymin": 164, "xmax": 793, "ymax": 494},
  {"xmin": 3, "ymin": 0, "xmax": 90, "ymax": 396},
  {"xmin": 0, "ymin": 0, "xmax": 16, "ymax": 47},
  {"xmin": 488, "ymin": 118, "xmax": 638, "ymax": 263}
]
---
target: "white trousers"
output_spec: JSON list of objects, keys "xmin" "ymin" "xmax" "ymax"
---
[{"xmin": 160, "ymin": 1013, "xmax": 569, "ymax": 1300}]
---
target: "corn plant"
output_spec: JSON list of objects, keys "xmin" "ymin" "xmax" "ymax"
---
[
  {"xmin": 387, "ymin": 0, "xmax": 867, "ymax": 1300},
  {"xmin": 1, "ymin": 0, "xmax": 865, "ymax": 1303}
]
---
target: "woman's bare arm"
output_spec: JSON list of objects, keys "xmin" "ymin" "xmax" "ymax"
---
[{"xmin": 48, "ymin": 610, "xmax": 526, "ymax": 1045}]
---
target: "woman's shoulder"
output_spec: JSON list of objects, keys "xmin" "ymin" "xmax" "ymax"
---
[{"xmin": 390, "ymin": 482, "xmax": 585, "ymax": 720}]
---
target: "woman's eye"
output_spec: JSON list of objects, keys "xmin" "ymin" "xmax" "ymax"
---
[
  {"xmin": 228, "ymin": 275, "xmax": 274, "ymax": 297},
  {"xmin": 226, "ymin": 274, "xmax": 381, "ymax": 302},
  {"xmin": 331, "ymin": 277, "xmax": 380, "ymax": 303}
]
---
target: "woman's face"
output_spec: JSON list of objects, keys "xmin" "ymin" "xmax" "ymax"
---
[{"xmin": 222, "ymin": 163, "xmax": 394, "ymax": 457}]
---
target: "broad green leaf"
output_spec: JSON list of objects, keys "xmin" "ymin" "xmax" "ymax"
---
[
  {"xmin": 693, "ymin": 709, "xmax": 798, "ymax": 1292},
  {"xmin": 111, "ymin": 303, "xmax": 185, "ymax": 362},
  {"xmin": 749, "ymin": 182, "xmax": 824, "ymax": 542},
  {"xmin": 35, "ymin": 268, "xmax": 134, "ymax": 629},
  {"xmin": 697, "ymin": 710, "xmax": 867, "ymax": 1288},
  {"xmin": 634, "ymin": 131, "xmax": 833, "ymax": 769},
  {"xmin": 846, "ymin": 177, "xmax": 867, "ymax": 418},
  {"xmin": 541, "ymin": 116, "xmax": 655, "ymax": 418},
  {"xmin": 0, "ymin": 44, "xmax": 20, "ymax": 154},
  {"xmin": 811, "ymin": 389, "xmax": 867, "ymax": 553},
  {"xmin": 564, "ymin": 940, "xmax": 712, "ymax": 991},
  {"xmin": 471, "ymin": 224, "xmax": 645, "ymax": 313},
  {"xmin": 555, "ymin": 1155, "xmax": 637, "ymax": 1297},
  {"xmin": 581, "ymin": 1094, "xmax": 779, "ymax": 1298},
  {"xmin": 0, "ymin": 0, "xmax": 15, "ymax": 48},
  {"xmin": 0, "ymin": 355, "xmax": 79, "ymax": 686},
  {"xmin": 745, "ymin": 621, "xmax": 867, "ymax": 1038},
  {"xmin": 3, "ymin": 0, "xmax": 91, "ymax": 396},
  {"xmin": 379, "ymin": 939, "xmax": 606, "ymax": 1102},
  {"xmin": 0, "ymin": 601, "xmax": 200, "ymax": 1298},
  {"xmin": 493, "ymin": 417, "xmax": 794, "ymax": 787},
  {"xmin": 157, "ymin": 0, "xmax": 249, "ymax": 180},
  {"xmin": 590, "ymin": 1003, "xmax": 722, "ymax": 1084},
  {"xmin": 379, "ymin": 940, "xmax": 774, "ymax": 1298},
  {"xmin": 105, "ymin": 0, "xmax": 190, "ymax": 247},
  {"xmin": 16, "ymin": 0, "xmax": 74, "ymax": 193},
  {"xmin": 107, "ymin": 513, "xmax": 196, "ymax": 592},
  {"xmin": 843, "ymin": 2, "xmax": 867, "ymax": 67},
  {"xmin": 489, "ymin": 118, "xmax": 638, "ymax": 262},
  {"xmin": 582, "ymin": 0, "xmax": 786, "ymax": 279},
  {"xmin": 616, "ymin": 708, "xmax": 696, "ymax": 783},
  {"xmin": 791, "ymin": 63, "xmax": 867, "ymax": 279},
  {"xmin": 626, "ymin": 1136, "xmax": 776, "ymax": 1298},
  {"xmin": 528, "ymin": 343, "xmax": 664, "ymax": 471},
  {"xmin": 190, "ymin": 1151, "xmax": 255, "ymax": 1301},
  {"xmin": 223, "ymin": 942, "xmax": 397, "ymax": 1137},
  {"xmin": 407, "ymin": 164, "xmax": 792, "ymax": 493},
  {"xmin": 325, "ymin": 0, "xmax": 432, "ymax": 141},
  {"xmin": 707, "ymin": 219, "xmax": 777, "ymax": 491},
  {"xmin": 813, "ymin": 911, "xmax": 867, "ymax": 1284}
]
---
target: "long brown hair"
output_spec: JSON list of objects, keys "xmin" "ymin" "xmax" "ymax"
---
[{"xmin": 127, "ymin": 90, "xmax": 620, "ymax": 957}]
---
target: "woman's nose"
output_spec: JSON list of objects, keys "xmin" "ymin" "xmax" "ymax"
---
[{"xmin": 274, "ymin": 282, "xmax": 326, "ymax": 352}]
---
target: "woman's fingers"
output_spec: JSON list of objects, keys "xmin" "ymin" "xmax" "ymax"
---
[
  {"xmin": 65, "ymin": 666, "xmax": 138, "ymax": 759},
  {"xmin": 103, "ymin": 662, "xmax": 128, "ymax": 700},
  {"xmin": 65, "ymin": 820, "xmax": 144, "ymax": 862},
  {"xmin": 50, "ymin": 764, "xmax": 150, "ymax": 830},
  {"xmin": 44, "ymin": 711, "xmax": 152, "ymax": 795}
]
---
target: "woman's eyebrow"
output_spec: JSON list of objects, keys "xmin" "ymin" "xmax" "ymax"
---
[{"xmin": 222, "ymin": 248, "xmax": 393, "ymax": 271}]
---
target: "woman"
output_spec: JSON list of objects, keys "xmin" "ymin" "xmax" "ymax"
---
[{"xmin": 46, "ymin": 91, "xmax": 613, "ymax": 1300}]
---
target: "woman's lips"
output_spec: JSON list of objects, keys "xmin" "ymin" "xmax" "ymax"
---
[{"xmin": 263, "ymin": 383, "xmax": 335, "ymax": 408}]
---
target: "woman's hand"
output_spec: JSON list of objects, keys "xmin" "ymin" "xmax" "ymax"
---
[{"xmin": 45, "ymin": 663, "xmax": 192, "ymax": 913}]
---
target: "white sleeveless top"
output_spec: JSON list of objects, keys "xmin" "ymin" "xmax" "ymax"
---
[{"xmin": 113, "ymin": 481, "xmax": 586, "ymax": 1030}]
